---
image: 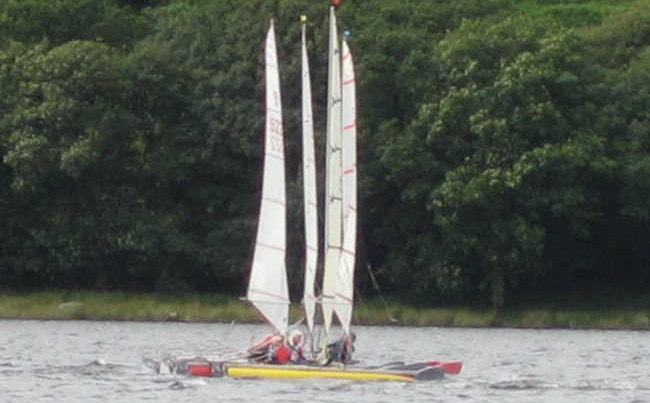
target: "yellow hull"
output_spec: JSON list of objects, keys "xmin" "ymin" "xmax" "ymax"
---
[{"xmin": 224, "ymin": 362, "xmax": 415, "ymax": 382}]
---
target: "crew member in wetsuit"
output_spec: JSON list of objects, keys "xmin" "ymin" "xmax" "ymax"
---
[{"xmin": 321, "ymin": 332, "xmax": 356, "ymax": 365}]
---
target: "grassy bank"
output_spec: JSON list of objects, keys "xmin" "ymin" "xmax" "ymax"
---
[{"xmin": 0, "ymin": 291, "xmax": 649, "ymax": 330}]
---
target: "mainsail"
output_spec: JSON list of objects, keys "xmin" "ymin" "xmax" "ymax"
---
[
  {"xmin": 247, "ymin": 20, "xmax": 290, "ymax": 335},
  {"xmin": 322, "ymin": 6, "xmax": 343, "ymax": 333},
  {"xmin": 334, "ymin": 36, "xmax": 357, "ymax": 334},
  {"xmin": 301, "ymin": 17, "xmax": 318, "ymax": 333},
  {"xmin": 247, "ymin": 10, "xmax": 356, "ymax": 339}
]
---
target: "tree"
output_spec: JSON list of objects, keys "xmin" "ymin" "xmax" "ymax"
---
[
  {"xmin": 379, "ymin": 15, "xmax": 614, "ymax": 308},
  {"xmin": 0, "ymin": 0, "xmax": 152, "ymax": 47}
]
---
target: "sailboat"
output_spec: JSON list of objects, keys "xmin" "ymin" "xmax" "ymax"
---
[
  {"xmin": 154, "ymin": 11, "xmax": 461, "ymax": 382},
  {"xmin": 227, "ymin": 15, "xmax": 436, "ymax": 381},
  {"xmin": 245, "ymin": 7, "xmax": 356, "ymax": 359}
]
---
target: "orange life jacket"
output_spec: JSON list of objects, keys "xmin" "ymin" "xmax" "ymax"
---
[{"xmin": 274, "ymin": 345, "xmax": 291, "ymax": 364}]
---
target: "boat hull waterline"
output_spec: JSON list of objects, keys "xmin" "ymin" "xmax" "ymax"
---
[{"xmin": 157, "ymin": 357, "xmax": 460, "ymax": 382}]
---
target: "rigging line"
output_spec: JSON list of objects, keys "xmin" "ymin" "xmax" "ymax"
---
[
  {"xmin": 289, "ymin": 316, "xmax": 305, "ymax": 329},
  {"xmin": 354, "ymin": 284, "xmax": 373, "ymax": 325},
  {"xmin": 366, "ymin": 263, "xmax": 399, "ymax": 324}
]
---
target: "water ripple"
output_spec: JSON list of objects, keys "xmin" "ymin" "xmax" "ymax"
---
[
  {"xmin": 490, "ymin": 379, "xmax": 559, "ymax": 390},
  {"xmin": 1, "ymin": 321, "xmax": 649, "ymax": 403}
]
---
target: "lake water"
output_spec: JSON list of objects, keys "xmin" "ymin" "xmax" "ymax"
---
[{"xmin": 0, "ymin": 320, "xmax": 648, "ymax": 402}]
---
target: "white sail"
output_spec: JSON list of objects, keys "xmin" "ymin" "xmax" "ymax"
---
[
  {"xmin": 247, "ymin": 20, "xmax": 289, "ymax": 336},
  {"xmin": 335, "ymin": 37, "xmax": 357, "ymax": 334},
  {"xmin": 322, "ymin": 6, "xmax": 343, "ymax": 333},
  {"xmin": 301, "ymin": 18, "xmax": 318, "ymax": 334}
]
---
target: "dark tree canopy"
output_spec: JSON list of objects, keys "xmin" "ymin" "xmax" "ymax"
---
[{"xmin": 0, "ymin": 0, "xmax": 648, "ymax": 308}]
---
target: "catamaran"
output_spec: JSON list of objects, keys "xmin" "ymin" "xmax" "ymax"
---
[{"xmin": 152, "ymin": 7, "xmax": 462, "ymax": 382}]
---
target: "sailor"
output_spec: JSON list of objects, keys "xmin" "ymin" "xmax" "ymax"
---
[
  {"xmin": 246, "ymin": 332, "xmax": 300, "ymax": 364},
  {"xmin": 246, "ymin": 333, "xmax": 283, "ymax": 362},
  {"xmin": 270, "ymin": 341, "xmax": 292, "ymax": 364},
  {"xmin": 287, "ymin": 329, "xmax": 306, "ymax": 364},
  {"xmin": 321, "ymin": 332, "xmax": 356, "ymax": 365}
]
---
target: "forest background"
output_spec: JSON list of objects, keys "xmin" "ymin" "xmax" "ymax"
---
[{"xmin": 0, "ymin": 0, "xmax": 648, "ymax": 320}]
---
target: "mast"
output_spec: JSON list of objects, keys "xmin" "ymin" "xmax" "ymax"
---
[
  {"xmin": 247, "ymin": 20, "xmax": 290, "ymax": 335},
  {"xmin": 322, "ymin": 5, "xmax": 343, "ymax": 334},
  {"xmin": 301, "ymin": 15, "xmax": 318, "ymax": 334}
]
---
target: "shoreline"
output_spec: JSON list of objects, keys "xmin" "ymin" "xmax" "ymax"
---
[{"xmin": 1, "ymin": 290, "xmax": 648, "ymax": 331}]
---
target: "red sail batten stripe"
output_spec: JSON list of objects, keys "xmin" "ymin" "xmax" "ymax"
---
[
  {"xmin": 256, "ymin": 242, "xmax": 285, "ymax": 252},
  {"xmin": 262, "ymin": 196, "xmax": 285, "ymax": 206},
  {"xmin": 335, "ymin": 293, "xmax": 354, "ymax": 303},
  {"xmin": 249, "ymin": 288, "xmax": 290, "ymax": 302},
  {"xmin": 341, "ymin": 248, "xmax": 355, "ymax": 256}
]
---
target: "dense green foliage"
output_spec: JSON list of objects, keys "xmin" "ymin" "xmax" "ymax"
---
[{"xmin": 0, "ymin": 0, "xmax": 648, "ymax": 308}]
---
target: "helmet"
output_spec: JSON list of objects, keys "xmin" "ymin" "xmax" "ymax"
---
[{"xmin": 288, "ymin": 330, "xmax": 304, "ymax": 348}]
